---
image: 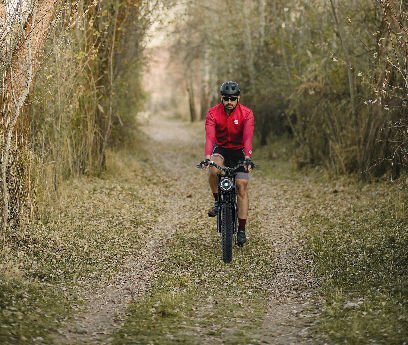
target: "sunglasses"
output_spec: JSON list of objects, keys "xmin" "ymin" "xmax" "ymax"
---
[{"xmin": 222, "ymin": 96, "xmax": 238, "ymax": 102}]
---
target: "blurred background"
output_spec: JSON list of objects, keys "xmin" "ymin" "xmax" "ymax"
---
[{"xmin": 1, "ymin": 0, "xmax": 407, "ymax": 234}]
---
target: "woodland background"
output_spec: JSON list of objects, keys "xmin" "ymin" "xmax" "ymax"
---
[
  {"xmin": 1, "ymin": 0, "xmax": 155, "ymax": 236},
  {"xmin": 169, "ymin": 0, "xmax": 408, "ymax": 177},
  {"xmin": 0, "ymin": 0, "xmax": 407, "ymax": 237},
  {"xmin": 0, "ymin": 1, "xmax": 408, "ymax": 344}
]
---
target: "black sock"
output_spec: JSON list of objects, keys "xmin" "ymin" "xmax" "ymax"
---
[{"xmin": 213, "ymin": 193, "xmax": 218, "ymax": 201}]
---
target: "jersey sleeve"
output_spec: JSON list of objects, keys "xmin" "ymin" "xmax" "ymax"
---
[
  {"xmin": 243, "ymin": 110, "xmax": 254, "ymax": 157},
  {"xmin": 205, "ymin": 110, "xmax": 216, "ymax": 156}
]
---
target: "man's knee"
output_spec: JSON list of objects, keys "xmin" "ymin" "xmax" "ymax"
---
[
  {"xmin": 209, "ymin": 157, "xmax": 223, "ymax": 175},
  {"xmin": 236, "ymin": 180, "xmax": 248, "ymax": 197}
]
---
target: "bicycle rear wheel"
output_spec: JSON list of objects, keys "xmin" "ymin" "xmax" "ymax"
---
[{"xmin": 221, "ymin": 204, "xmax": 234, "ymax": 263}]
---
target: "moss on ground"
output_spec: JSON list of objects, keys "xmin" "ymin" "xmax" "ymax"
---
[{"xmin": 0, "ymin": 279, "xmax": 73, "ymax": 344}]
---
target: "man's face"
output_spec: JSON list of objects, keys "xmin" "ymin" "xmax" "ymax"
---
[{"xmin": 221, "ymin": 95, "xmax": 240, "ymax": 112}]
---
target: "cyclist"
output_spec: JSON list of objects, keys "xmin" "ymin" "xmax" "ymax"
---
[{"xmin": 201, "ymin": 81, "xmax": 254, "ymax": 246}]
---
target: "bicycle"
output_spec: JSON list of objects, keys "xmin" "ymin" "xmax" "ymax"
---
[{"xmin": 196, "ymin": 160, "xmax": 256, "ymax": 263}]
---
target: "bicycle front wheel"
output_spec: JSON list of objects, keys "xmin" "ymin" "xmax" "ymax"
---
[{"xmin": 221, "ymin": 203, "xmax": 234, "ymax": 263}]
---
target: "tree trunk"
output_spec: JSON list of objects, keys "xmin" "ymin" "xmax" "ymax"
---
[
  {"xmin": 200, "ymin": 50, "xmax": 210, "ymax": 120},
  {"xmin": 244, "ymin": 0, "xmax": 255, "ymax": 87},
  {"xmin": 330, "ymin": 0, "xmax": 355, "ymax": 117},
  {"xmin": 187, "ymin": 77, "xmax": 197, "ymax": 122},
  {"xmin": 1, "ymin": 0, "xmax": 61, "ymax": 239},
  {"xmin": 2, "ymin": 0, "xmax": 36, "ymax": 238},
  {"xmin": 200, "ymin": 91, "xmax": 209, "ymax": 121},
  {"xmin": 100, "ymin": 0, "xmax": 119, "ymax": 169},
  {"xmin": 258, "ymin": 0, "xmax": 265, "ymax": 54}
]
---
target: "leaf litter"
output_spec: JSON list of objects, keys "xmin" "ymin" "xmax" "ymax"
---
[{"xmin": 9, "ymin": 114, "xmax": 397, "ymax": 344}]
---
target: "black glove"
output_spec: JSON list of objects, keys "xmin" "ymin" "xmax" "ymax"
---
[
  {"xmin": 200, "ymin": 159, "xmax": 211, "ymax": 168},
  {"xmin": 244, "ymin": 158, "xmax": 252, "ymax": 171}
]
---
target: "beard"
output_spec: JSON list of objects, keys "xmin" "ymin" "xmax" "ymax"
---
[{"xmin": 223, "ymin": 103, "xmax": 236, "ymax": 113}]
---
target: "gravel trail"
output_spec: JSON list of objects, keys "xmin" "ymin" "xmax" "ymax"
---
[
  {"xmin": 53, "ymin": 115, "xmax": 318, "ymax": 344},
  {"xmin": 52, "ymin": 117, "xmax": 203, "ymax": 344}
]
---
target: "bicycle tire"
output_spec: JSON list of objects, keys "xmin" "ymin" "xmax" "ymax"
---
[{"xmin": 221, "ymin": 203, "xmax": 234, "ymax": 263}]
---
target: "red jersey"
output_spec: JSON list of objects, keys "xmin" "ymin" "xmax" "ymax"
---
[{"xmin": 205, "ymin": 103, "xmax": 254, "ymax": 157}]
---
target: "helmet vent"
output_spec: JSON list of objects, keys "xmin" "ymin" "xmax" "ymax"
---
[{"xmin": 220, "ymin": 81, "xmax": 240, "ymax": 96}]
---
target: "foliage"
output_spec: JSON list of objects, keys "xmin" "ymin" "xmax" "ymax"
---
[
  {"xmin": 0, "ymin": 0, "xmax": 154, "ymax": 236},
  {"xmin": 30, "ymin": 0, "xmax": 149, "ymax": 176},
  {"xmin": 169, "ymin": 0, "xmax": 407, "ymax": 178}
]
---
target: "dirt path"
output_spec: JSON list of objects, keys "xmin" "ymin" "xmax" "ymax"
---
[
  {"xmin": 53, "ymin": 115, "xmax": 317, "ymax": 344},
  {"xmin": 250, "ymin": 177, "xmax": 317, "ymax": 344},
  {"xmin": 52, "ymin": 117, "xmax": 202, "ymax": 344}
]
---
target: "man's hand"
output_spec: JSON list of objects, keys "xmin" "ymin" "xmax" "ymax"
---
[
  {"xmin": 244, "ymin": 157, "xmax": 253, "ymax": 172},
  {"xmin": 200, "ymin": 158, "xmax": 211, "ymax": 170}
]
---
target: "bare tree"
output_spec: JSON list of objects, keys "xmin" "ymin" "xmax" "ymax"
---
[
  {"xmin": 1, "ymin": 0, "xmax": 63, "ymax": 238},
  {"xmin": 243, "ymin": 0, "xmax": 255, "ymax": 87}
]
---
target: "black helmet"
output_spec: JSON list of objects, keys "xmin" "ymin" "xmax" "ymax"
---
[{"xmin": 220, "ymin": 81, "xmax": 240, "ymax": 96}]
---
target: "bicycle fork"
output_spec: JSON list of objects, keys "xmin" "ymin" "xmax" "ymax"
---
[{"xmin": 216, "ymin": 176, "xmax": 238, "ymax": 235}]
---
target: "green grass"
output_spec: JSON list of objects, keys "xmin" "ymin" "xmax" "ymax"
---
[
  {"xmin": 0, "ymin": 278, "xmax": 72, "ymax": 344},
  {"xmin": 303, "ymin": 180, "xmax": 408, "ymax": 344},
  {"xmin": 4, "ymin": 177, "xmax": 147, "ymax": 284},
  {"xmin": 113, "ymin": 215, "xmax": 276, "ymax": 345},
  {"xmin": 3, "ymin": 129, "xmax": 408, "ymax": 344},
  {"xmin": 254, "ymin": 136, "xmax": 298, "ymax": 180}
]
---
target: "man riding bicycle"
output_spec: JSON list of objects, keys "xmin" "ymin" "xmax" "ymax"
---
[{"xmin": 202, "ymin": 81, "xmax": 254, "ymax": 246}]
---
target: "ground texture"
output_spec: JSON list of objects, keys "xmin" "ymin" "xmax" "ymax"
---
[
  {"xmin": 2, "ymin": 115, "xmax": 407, "ymax": 345},
  {"xmin": 49, "ymin": 115, "xmax": 318, "ymax": 345}
]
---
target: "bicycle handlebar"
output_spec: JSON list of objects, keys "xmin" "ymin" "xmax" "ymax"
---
[{"xmin": 195, "ymin": 161, "xmax": 258, "ymax": 171}]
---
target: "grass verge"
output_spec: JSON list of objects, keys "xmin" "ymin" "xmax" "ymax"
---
[
  {"xmin": 0, "ymin": 278, "xmax": 73, "ymax": 344},
  {"xmin": 0, "ymin": 139, "xmax": 158, "ymax": 344},
  {"xmin": 303, "ymin": 177, "xmax": 408, "ymax": 344}
]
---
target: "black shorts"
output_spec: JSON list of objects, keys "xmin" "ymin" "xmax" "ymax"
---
[{"xmin": 211, "ymin": 144, "xmax": 248, "ymax": 179}]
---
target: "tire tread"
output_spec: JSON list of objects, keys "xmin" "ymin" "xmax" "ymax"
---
[{"xmin": 221, "ymin": 204, "xmax": 233, "ymax": 263}]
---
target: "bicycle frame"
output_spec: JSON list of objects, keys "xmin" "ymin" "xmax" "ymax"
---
[
  {"xmin": 196, "ymin": 160, "xmax": 256, "ymax": 262},
  {"xmin": 216, "ymin": 170, "xmax": 238, "ymax": 236}
]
